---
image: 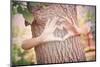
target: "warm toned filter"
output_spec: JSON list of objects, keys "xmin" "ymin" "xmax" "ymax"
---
[{"xmin": 30, "ymin": 4, "xmax": 86, "ymax": 64}]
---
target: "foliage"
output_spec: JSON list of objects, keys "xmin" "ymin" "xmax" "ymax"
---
[
  {"xmin": 12, "ymin": 1, "xmax": 49, "ymax": 24},
  {"xmin": 12, "ymin": 1, "xmax": 34, "ymax": 24},
  {"xmin": 12, "ymin": 44, "xmax": 32, "ymax": 65},
  {"xmin": 85, "ymin": 11, "xmax": 95, "ymax": 22},
  {"xmin": 11, "ymin": 1, "xmax": 96, "ymax": 64},
  {"xmin": 11, "ymin": 1, "xmax": 40, "ymax": 65}
]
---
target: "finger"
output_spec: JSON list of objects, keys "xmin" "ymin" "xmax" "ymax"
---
[
  {"xmin": 57, "ymin": 14, "xmax": 72, "ymax": 25},
  {"xmin": 63, "ymin": 34, "xmax": 71, "ymax": 40},
  {"xmin": 62, "ymin": 16, "xmax": 72, "ymax": 25},
  {"xmin": 51, "ymin": 25, "xmax": 57, "ymax": 32},
  {"xmin": 67, "ymin": 8, "xmax": 75, "ymax": 25},
  {"xmin": 50, "ymin": 36, "xmax": 62, "ymax": 41},
  {"xmin": 54, "ymin": 37, "xmax": 62, "ymax": 41},
  {"xmin": 63, "ymin": 35, "xmax": 68, "ymax": 40},
  {"xmin": 45, "ymin": 19, "xmax": 51, "ymax": 29},
  {"xmin": 62, "ymin": 24, "xmax": 69, "ymax": 31},
  {"xmin": 50, "ymin": 17, "xmax": 59, "ymax": 27}
]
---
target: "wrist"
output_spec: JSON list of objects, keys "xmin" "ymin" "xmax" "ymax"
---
[{"xmin": 36, "ymin": 35, "xmax": 44, "ymax": 44}]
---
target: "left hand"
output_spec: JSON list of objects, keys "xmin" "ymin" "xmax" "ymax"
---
[{"xmin": 39, "ymin": 17, "xmax": 62, "ymax": 42}]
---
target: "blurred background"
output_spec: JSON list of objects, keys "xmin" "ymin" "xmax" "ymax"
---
[{"xmin": 11, "ymin": 1, "xmax": 96, "ymax": 65}]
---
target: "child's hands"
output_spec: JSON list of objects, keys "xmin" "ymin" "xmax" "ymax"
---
[{"xmin": 39, "ymin": 17, "xmax": 62, "ymax": 42}]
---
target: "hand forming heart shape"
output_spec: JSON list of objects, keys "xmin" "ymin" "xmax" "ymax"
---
[
  {"xmin": 39, "ymin": 14, "xmax": 92, "ymax": 42},
  {"xmin": 39, "ymin": 16, "xmax": 76, "ymax": 42}
]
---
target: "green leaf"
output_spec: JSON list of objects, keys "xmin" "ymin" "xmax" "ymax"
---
[
  {"xmin": 85, "ymin": 11, "xmax": 95, "ymax": 22},
  {"xmin": 16, "ymin": 58, "xmax": 30, "ymax": 65},
  {"xmin": 12, "ymin": 6, "xmax": 18, "ymax": 15},
  {"xmin": 17, "ymin": 5, "xmax": 23, "ymax": 14},
  {"xmin": 12, "ymin": 1, "xmax": 34, "ymax": 24},
  {"xmin": 22, "ymin": 8, "xmax": 34, "ymax": 24}
]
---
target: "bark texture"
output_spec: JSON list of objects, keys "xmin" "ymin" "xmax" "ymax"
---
[{"xmin": 31, "ymin": 4, "xmax": 86, "ymax": 64}]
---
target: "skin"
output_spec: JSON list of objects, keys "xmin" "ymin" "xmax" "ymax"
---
[
  {"xmin": 22, "ymin": 36, "xmax": 42, "ymax": 50},
  {"xmin": 58, "ymin": 15, "xmax": 92, "ymax": 40},
  {"xmin": 22, "ymin": 15, "xmax": 93, "ymax": 50},
  {"xmin": 22, "ymin": 17, "xmax": 62, "ymax": 50},
  {"xmin": 61, "ymin": 16, "xmax": 95, "ymax": 49}
]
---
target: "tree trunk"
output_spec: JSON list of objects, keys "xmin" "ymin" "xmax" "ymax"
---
[{"xmin": 31, "ymin": 4, "xmax": 86, "ymax": 64}]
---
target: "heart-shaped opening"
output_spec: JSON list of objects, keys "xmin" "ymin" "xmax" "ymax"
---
[{"xmin": 53, "ymin": 27, "xmax": 68, "ymax": 38}]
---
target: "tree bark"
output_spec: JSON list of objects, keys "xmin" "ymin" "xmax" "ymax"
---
[{"xmin": 31, "ymin": 4, "xmax": 86, "ymax": 64}]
